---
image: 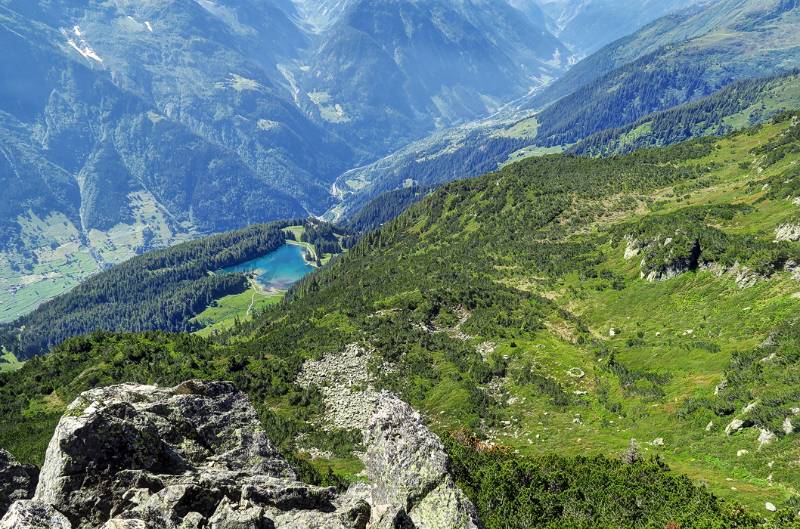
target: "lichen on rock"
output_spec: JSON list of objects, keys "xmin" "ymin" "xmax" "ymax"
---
[
  {"xmin": 0, "ymin": 449, "xmax": 38, "ymax": 517},
  {"xmin": 0, "ymin": 380, "xmax": 481, "ymax": 529}
]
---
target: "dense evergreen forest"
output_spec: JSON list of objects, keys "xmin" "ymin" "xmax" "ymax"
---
[
  {"xmin": 572, "ymin": 71, "xmax": 800, "ymax": 155},
  {"xmin": 341, "ymin": 134, "xmax": 528, "ymax": 218},
  {"xmin": 2, "ymin": 116, "xmax": 800, "ymax": 527},
  {"xmin": 0, "ymin": 221, "xmax": 321, "ymax": 359},
  {"xmin": 533, "ymin": 52, "xmax": 717, "ymax": 147},
  {"xmin": 342, "ymin": 186, "xmax": 431, "ymax": 234}
]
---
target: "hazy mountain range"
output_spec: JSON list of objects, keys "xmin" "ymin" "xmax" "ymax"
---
[
  {"xmin": 327, "ymin": 0, "xmax": 800, "ymax": 220},
  {"xmin": 5, "ymin": 0, "xmax": 796, "ymax": 322},
  {"xmin": 532, "ymin": 0, "xmax": 701, "ymax": 55},
  {"xmin": 0, "ymin": 0, "xmax": 570, "ymax": 320},
  {"xmin": 3, "ymin": 2, "xmax": 800, "ymax": 526}
]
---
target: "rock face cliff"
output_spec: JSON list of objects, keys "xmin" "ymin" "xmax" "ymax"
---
[{"xmin": 0, "ymin": 380, "xmax": 480, "ymax": 529}]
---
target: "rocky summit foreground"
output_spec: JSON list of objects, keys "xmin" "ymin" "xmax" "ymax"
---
[{"xmin": 0, "ymin": 380, "xmax": 480, "ymax": 529}]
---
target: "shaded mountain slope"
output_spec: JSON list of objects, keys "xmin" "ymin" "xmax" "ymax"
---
[
  {"xmin": 533, "ymin": 0, "xmax": 701, "ymax": 56},
  {"xmin": 572, "ymin": 70, "xmax": 800, "ymax": 155},
  {"xmin": 0, "ymin": 0, "xmax": 572, "ymax": 322},
  {"xmin": 2, "ymin": 117, "xmax": 800, "ymax": 522},
  {"xmin": 528, "ymin": 0, "xmax": 800, "ymax": 146},
  {"xmin": 295, "ymin": 0, "xmax": 568, "ymax": 152}
]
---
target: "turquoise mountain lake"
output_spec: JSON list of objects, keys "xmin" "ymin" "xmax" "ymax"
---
[{"xmin": 221, "ymin": 244, "xmax": 314, "ymax": 291}]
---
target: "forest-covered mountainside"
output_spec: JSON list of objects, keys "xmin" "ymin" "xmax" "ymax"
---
[
  {"xmin": 341, "ymin": 186, "xmax": 432, "ymax": 235},
  {"xmin": 324, "ymin": 2, "xmax": 800, "ymax": 222},
  {"xmin": 0, "ymin": 0, "xmax": 568, "ymax": 325},
  {"xmin": 3, "ymin": 115, "xmax": 800, "ymax": 526},
  {"xmin": 524, "ymin": 0, "xmax": 800, "ymax": 147},
  {"xmin": 327, "ymin": 73, "xmax": 800, "ymax": 222},
  {"xmin": 0, "ymin": 221, "xmax": 349, "ymax": 359},
  {"xmin": 572, "ymin": 70, "xmax": 800, "ymax": 156},
  {"xmin": 528, "ymin": 0, "xmax": 800, "ymax": 112}
]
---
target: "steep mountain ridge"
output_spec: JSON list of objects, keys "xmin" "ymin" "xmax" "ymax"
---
[
  {"xmin": 571, "ymin": 70, "xmax": 800, "ymax": 155},
  {"xmin": 528, "ymin": 0, "xmax": 800, "ymax": 114},
  {"xmin": 532, "ymin": 0, "xmax": 702, "ymax": 56},
  {"xmin": 3, "ymin": 116, "xmax": 800, "ymax": 524},
  {"xmin": 325, "ymin": 0, "xmax": 800, "ymax": 219},
  {"xmin": 0, "ymin": 0, "xmax": 570, "ymax": 322},
  {"xmin": 293, "ymin": 0, "xmax": 568, "ymax": 152}
]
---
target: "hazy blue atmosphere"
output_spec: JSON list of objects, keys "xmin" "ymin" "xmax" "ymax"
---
[{"xmin": 1, "ymin": 1, "xmax": 799, "ymax": 528}]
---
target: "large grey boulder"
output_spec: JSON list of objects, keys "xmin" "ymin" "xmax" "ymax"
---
[
  {"xmin": 4, "ymin": 381, "xmax": 357, "ymax": 528},
  {"xmin": 0, "ymin": 449, "xmax": 38, "ymax": 516},
  {"xmin": 0, "ymin": 499, "xmax": 70, "ymax": 529},
  {"xmin": 1, "ymin": 381, "xmax": 481, "ymax": 529},
  {"xmin": 364, "ymin": 392, "xmax": 481, "ymax": 529}
]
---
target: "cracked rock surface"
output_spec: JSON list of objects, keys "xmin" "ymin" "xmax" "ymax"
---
[
  {"xmin": 0, "ymin": 448, "xmax": 38, "ymax": 516},
  {"xmin": 0, "ymin": 380, "xmax": 481, "ymax": 529}
]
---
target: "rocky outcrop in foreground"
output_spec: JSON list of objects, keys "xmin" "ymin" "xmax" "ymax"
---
[
  {"xmin": 0, "ymin": 380, "xmax": 480, "ymax": 529},
  {"xmin": 0, "ymin": 449, "xmax": 38, "ymax": 515}
]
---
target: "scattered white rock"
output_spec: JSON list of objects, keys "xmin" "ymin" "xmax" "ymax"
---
[
  {"xmin": 785, "ymin": 260, "xmax": 800, "ymax": 281},
  {"xmin": 682, "ymin": 329, "xmax": 694, "ymax": 336},
  {"xmin": 609, "ymin": 328, "xmax": 618, "ymax": 337},
  {"xmin": 737, "ymin": 449, "xmax": 749, "ymax": 457},
  {"xmin": 476, "ymin": 341, "xmax": 496, "ymax": 360},
  {"xmin": 758, "ymin": 428, "xmax": 776, "ymax": 448},
  {"xmin": 297, "ymin": 344, "xmax": 380, "ymax": 431},
  {"xmin": 0, "ymin": 501, "xmax": 70, "ymax": 529},
  {"xmin": 760, "ymin": 352, "xmax": 778, "ymax": 363},
  {"xmin": 765, "ymin": 502, "xmax": 777, "ymax": 512},
  {"xmin": 650, "ymin": 438, "xmax": 665, "ymax": 447},
  {"xmin": 775, "ymin": 224, "xmax": 800, "ymax": 242},
  {"xmin": 725, "ymin": 418, "xmax": 746, "ymax": 435},
  {"xmin": 624, "ymin": 237, "xmax": 640, "ymax": 260},
  {"xmin": 732, "ymin": 262, "xmax": 761, "ymax": 289},
  {"xmin": 783, "ymin": 417, "xmax": 794, "ymax": 435},
  {"xmin": 705, "ymin": 421, "xmax": 714, "ymax": 431}
]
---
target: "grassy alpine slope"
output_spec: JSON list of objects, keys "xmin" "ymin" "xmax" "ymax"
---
[{"xmin": 3, "ymin": 115, "xmax": 800, "ymax": 525}]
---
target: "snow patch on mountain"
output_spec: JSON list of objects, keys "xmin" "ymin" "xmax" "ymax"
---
[{"xmin": 63, "ymin": 27, "xmax": 103, "ymax": 63}]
